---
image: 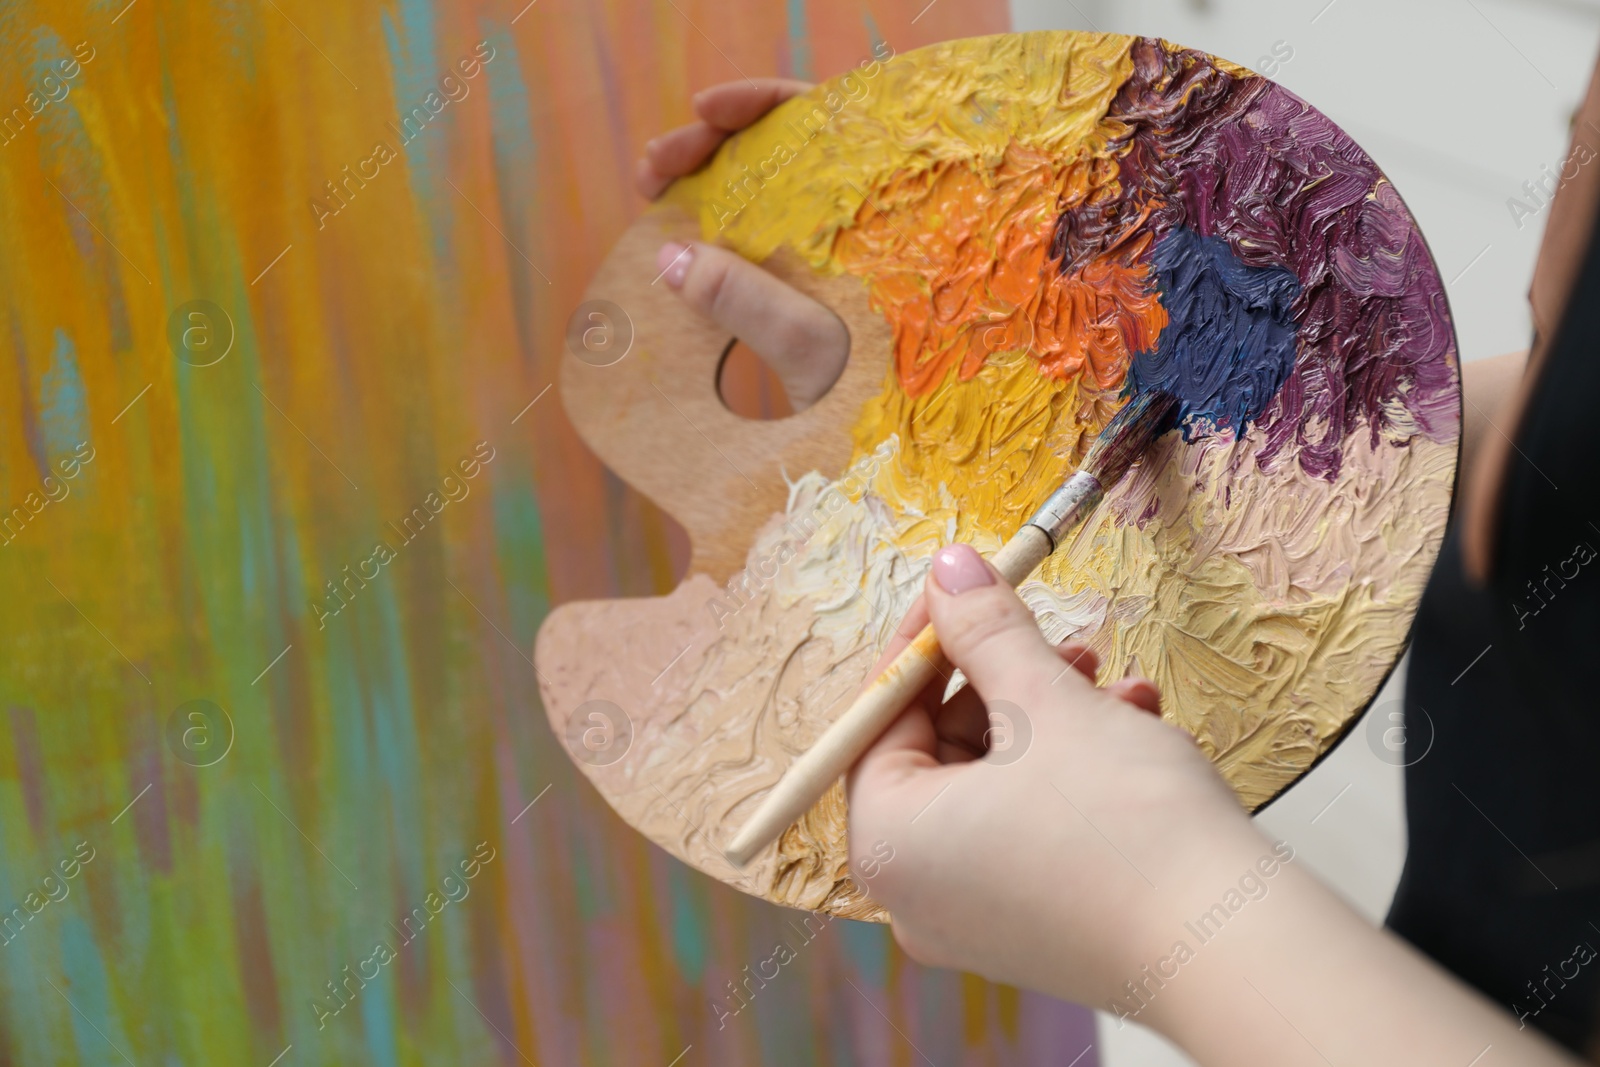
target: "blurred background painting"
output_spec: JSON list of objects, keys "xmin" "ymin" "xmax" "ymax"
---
[
  {"xmin": 0, "ymin": 0, "xmax": 1121, "ymax": 1065},
  {"xmin": 1, "ymin": 0, "xmax": 1597, "ymax": 1064}
]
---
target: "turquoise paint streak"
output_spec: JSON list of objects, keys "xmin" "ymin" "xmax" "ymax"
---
[
  {"xmin": 786, "ymin": 0, "xmax": 814, "ymax": 80},
  {"xmin": 318, "ymin": 619, "xmax": 374, "ymax": 823},
  {"xmin": 482, "ymin": 27, "xmax": 550, "ymax": 367},
  {"xmin": 489, "ymin": 458, "xmax": 562, "ymax": 801},
  {"xmin": 862, "ymin": 10, "xmax": 886, "ymax": 56},
  {"xmin": 754, "ymin": 971, "xmax": 820, "ymax": 1065},
  {"xmin": 483, "ymin": 26, "xmax": 533, "ymax": 173},
  {"xmin": 490, "ymin": 477, "xmax": 547, "ymax": 663},
  {"xmin": 668, "ymin": 862, "xmax": 708, "ymax": 984},
  {"xmin": 39, "ymin": 329, "xmax": 86, "ymax": 460},
  {"xmin": 567, "ymin": 817, "xmax": 608, "ymax": 923},
  {"xmin": 359, "ymin": 974, "xmax": 400, "ymax": 1067},
  {"xmin": 58, "ymin": 916, "xmax": 135, "ymax": 1066},
  {"xmin": 380, "ymin": 3, "xmax": 450, "ymax": 262},
  {"xmin": 837, "ymin": 920, "xmax": 889, "ymax": 987},
  {"xmin": 368, "ymin": 583, "xmax": 428, "ymax": 899}
]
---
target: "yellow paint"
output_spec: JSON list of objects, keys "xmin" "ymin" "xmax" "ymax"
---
[{"xmin": 672, "ymin": 31, "xmax": 1135, "ymax": 266}]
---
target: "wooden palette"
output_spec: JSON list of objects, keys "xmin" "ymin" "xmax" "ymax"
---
[{"xmin": 535, "ymin": 31, "xmax": 1461, "ymax": 920}]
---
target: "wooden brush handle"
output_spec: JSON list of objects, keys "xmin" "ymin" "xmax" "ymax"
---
[{"xmin": 723, "ymin": 526, "xmax": 1055, "ymax": 868}]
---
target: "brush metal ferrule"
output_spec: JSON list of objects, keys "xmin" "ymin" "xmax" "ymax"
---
[{"xmin": 1023, "ymin": 470, "xmax": 1105, "ymax": 550}]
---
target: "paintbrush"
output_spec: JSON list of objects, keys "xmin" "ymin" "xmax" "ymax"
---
[{"xmin": 724, "ymin": 390, "xmax": 1179, "ymax": 868}]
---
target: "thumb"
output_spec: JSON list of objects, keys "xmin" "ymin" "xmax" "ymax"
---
[
  {"xmin": 656, "ymin": 240, "xmax": 848, "ymax": 409},
  {"xmin": 924, "ymin": 544, "xmax": 1080, "ymax": 702}
]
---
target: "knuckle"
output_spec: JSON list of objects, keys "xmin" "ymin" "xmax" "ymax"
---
[
  {"xmin": 759, "ymin": 319, "xmax": 811, "ymax": 368},
  {"xmin": 704, "ymin": 259, "xmax": 749, "ymax": 323},
  {"xmin": 790, "ymin": 304, "xmax": 846, "ymax": 349},
  {"xmin": 684, "ymin": 251, "xmax": 730, "ymax": 313}
]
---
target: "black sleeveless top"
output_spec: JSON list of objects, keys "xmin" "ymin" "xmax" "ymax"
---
[{"xmin": 1388, "ymin": 211, "xmax": 1600, "ymax": 1053}]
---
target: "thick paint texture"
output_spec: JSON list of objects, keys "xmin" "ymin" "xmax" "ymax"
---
[
  {"xmin": 0, "ymin": 4, "xmax": 1106, "ymax": 1067},
  {"xmin": 1130, "ymin": 227, "xmax": 1301, "ymax": 438},
  {"xmin": 547, "ymin": 32, "xmax": 1458, "ymax": 920}
]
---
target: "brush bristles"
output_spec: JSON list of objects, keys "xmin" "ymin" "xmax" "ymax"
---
[{"xmin": 1081, "ymin": 392, "xmax": 1177, "ymax": 486}]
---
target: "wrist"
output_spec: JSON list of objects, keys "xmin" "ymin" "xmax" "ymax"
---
[
  {"xmin": 1100, "ymin": 829, "xmax": 1326, "ymax": 1043},
  {"xmin": 1137, "ymin": 862, "xmax": 1571, "ymax": 1067}
]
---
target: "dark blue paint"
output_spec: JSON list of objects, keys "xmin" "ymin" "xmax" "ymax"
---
[{"xmin": 1129, "ymin": 227, "xmax": 1300, "ymax": 439}]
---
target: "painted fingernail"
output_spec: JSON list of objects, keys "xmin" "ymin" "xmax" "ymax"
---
[
  {"xmin": 657, "ymin": 242, "xmax": 693, "ymax": 289},
  {"xmin": 932, "ymin": 544, "xmax": 994, "ymax": 596}
]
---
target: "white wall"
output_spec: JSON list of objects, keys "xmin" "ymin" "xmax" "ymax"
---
[{"xmin": 1002, "ymin": 2, "xmax": 1600, "ymax": 1062}]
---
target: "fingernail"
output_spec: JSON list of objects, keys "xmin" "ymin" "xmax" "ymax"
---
[
  {"xmin": 932, "ymin": 544, "xmax": 994, "ymax": 596},
  {"xmin": 657, "ymin": 242, "xmax": 693, "ymax": 289}
]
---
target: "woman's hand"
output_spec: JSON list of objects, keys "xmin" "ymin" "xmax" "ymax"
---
[
  {"xmin": 847, "ymin": 544, "xmax": 1580, "ymax": 1067},
  {"xmin": 635, "ymin": 79, "xmax": 848, "ymax": 411},
  {"xmin": 845, "ymin": 544, "xmax": 1258, "ymax": 1009},
  {"xmin": 635, "ymin": 80, "xmax": 814, "ymax": 199}
]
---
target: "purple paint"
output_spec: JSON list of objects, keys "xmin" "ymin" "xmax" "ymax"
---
[{"xmin": 1053, "ymin": 38, "xmax": 1458, "ymax": 479}]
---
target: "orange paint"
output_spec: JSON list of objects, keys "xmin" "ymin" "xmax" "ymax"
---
[{"xmin": 834, "ymin": 143, "xmax": 1167, "ymax": 397}]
